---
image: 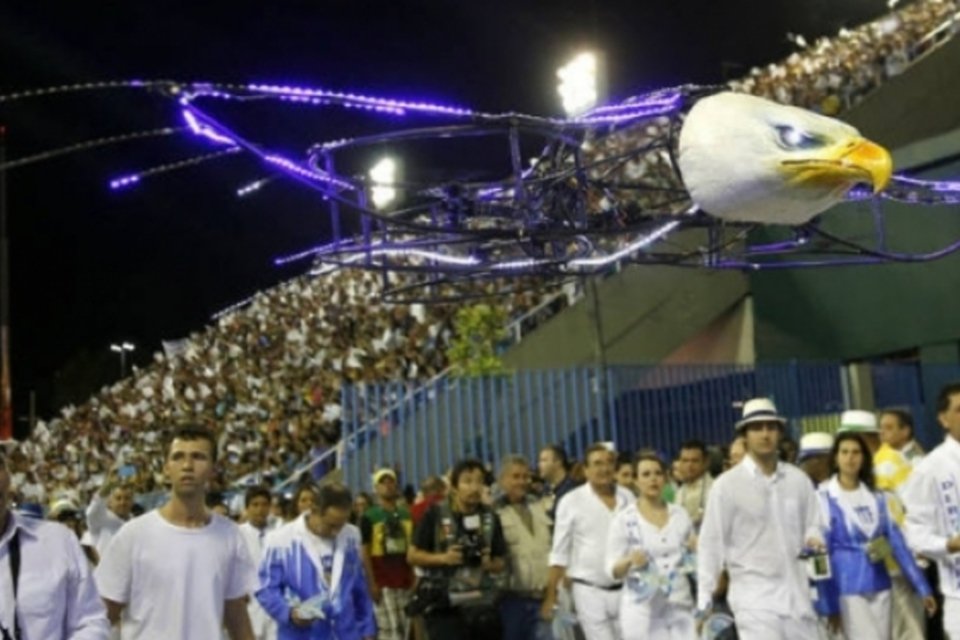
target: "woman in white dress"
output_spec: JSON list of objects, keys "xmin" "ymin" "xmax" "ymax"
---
[{"xmin": 606, "ymin": 453, "xmax": 697, "ymax": 640}]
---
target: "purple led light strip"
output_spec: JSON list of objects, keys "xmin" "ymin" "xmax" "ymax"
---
[
  {"xmin": 183, "ymin": 82, "xmax": 682, "ymax": 127},
  {"xmin": 293, "ymin": 219, "xmax": 682, "ymax": 273},
  {"xmin": 893, "ymin": 175, "xmax": 960, "ymax": 193},
  {"xmin": 109, "ymin": 147, "xmax": 242, "ymax": 190},
  {"xmin": 246, "ymin": 84, "xmax": 474, "ymax": 117},
  {"xmin": 180, "ymin": 103, "xmax": 356, "ymax": 193},
  {"xmin": 182, "ymin": 110, "xmax": 237, "ymax": 146}
]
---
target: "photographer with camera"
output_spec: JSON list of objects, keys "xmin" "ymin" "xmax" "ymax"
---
[{"xmin": 407, "ymin": 458, "xmax": 508, "ymax": 640}]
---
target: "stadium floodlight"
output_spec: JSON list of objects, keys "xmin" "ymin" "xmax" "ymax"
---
[
  {"xmin": 109, "ymin": 342, "xmax": 136, "ymax": 378},
  {"xmin": 369, "ymin": 156, "xmax": 398, "ymax": 210},
  {"xmin": 557, "ymin": 52, "xmax": 600, "ymax": 116}
]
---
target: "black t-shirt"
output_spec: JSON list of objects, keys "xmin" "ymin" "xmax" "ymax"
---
[{"xmin": 413, "ymin": 502, "xmax": 508, "ymax": 559}]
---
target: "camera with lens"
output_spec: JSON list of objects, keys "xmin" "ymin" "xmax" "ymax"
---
[
  {"xmin": 458, "ymin": 531, "xmax": 485, "ymax": 567},
  {"xmin": 404, "ymin": 577, "xmax": 450, "ymax": 616}
]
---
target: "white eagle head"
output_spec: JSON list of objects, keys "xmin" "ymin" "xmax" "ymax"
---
[{"xmin": 678, "ymin": 92, "xmax": 892, "ymax": 225}]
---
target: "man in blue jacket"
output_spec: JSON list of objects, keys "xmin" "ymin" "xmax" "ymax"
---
[{"xmin": 257, "ymin": 482, "xmax": 377, "ymax": 640}]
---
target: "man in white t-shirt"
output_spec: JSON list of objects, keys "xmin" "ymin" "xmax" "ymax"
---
[
  {"xmin": 86, "ymin": 468, "xmax": 135, "ymax": 562},
  {"xmin": 239, "ymin": 486, "xmax": 278, "ymax": 640},
  {"xmin": 95, "ymin": 425, "xmax": 258, "ymax": 640}
]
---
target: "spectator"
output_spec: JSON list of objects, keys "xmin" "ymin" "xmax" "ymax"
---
[
  {"xmin": 496, "ymin": 455, "xmax": 553, "ymax": 640},
  {"xmin": 293, "ymin": 484, "xmax": 318, "ymax": 519},
  {"xmin": 614, "ymin": 454, "xmax": 637, "ymax": 495},
  {"xmin": 901, "ymin": 382, "xmax": 960, "ymax": 640},
  {"xmin": 239, "ymin": 486, "xmax": 278, "ymax": 640},
  {"xmin": 606, "ymin": 453, "xmax": 697, "ymax": 638},
  {"xmin": 838, "ymin": 410, "xmax": 882, "ymax": 455},
  {"xmin": 361, "ymin": 469, "xmax": 415, "ymax": 640},
  {"xmin": 675, "ymin": 440, "xmax": 713, "ymax": 530},
  {"xmin": 726, "ymin": 435, "xmax": 747, "ymax": 470},
  {"xmin": 256, "ymin": 483, "xmax": 376, "ymax": 640},
  {"xmin": 698, "ymin": 398, "xmax": 824, "ymax": 639},
  {"xmin": 352, "ymin": 491, "xmax": 373, "ymax": 526},
  {"xmin": 411, "ymin": 475, "xmax": 446, "ymax": 526},
  {"xmin": 544, "ymin": 444, "xmax": 633, "ymax": 640},
  {"xmin": 538, "ymin": 445, "xmax": 578, "ymax": 525},
  {"xmin": 797, "ymin": 432, "xmax": 834, "ymax": 486},
  {"xmin": 0, "ymin": 453, "xmax": 110, "ymax": 639},
  {"xmin": 876, "ymin": 409, "xmax": 925, "ymax": 492},
  {"xmin": 814, "ymin": 432, "xmax": 935, "ymax": 639},
  {"xmin": 95, "ymin": 425, "xmax": 258, "ymax": 639},
  {"xmin": 408, "ymin": 458, "xmax": 507, "ymax": 640},
  {"xmin": 85, "ymin": 469, "xmax": 134, "ymax": 561},
  {"xmin": 874, "ymin": 408, "xmax": 929, "ymax": 640}
]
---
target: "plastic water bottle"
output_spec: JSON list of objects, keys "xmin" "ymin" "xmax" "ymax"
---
[
  {"xmin": 626, "ymin": 566, "xmax": 659, "ymax": 603},
  {"xmin": 551, "ymin": 607, "xmax": 578, "ymax": 640},
  {"xmin": 701, "ymin": 612, "xmax": 735, "ymax": 640}
]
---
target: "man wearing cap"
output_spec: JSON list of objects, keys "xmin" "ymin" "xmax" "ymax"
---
[
  {"xmin": 0, "ymin": 455, "xmax": 111, "ymax": 639},
  {"xmin": 798, "ymin": 432, "xmax": 834, "ymax": 486},
  {"xmin": 697, "ymin": 398, "xmax": 825, "ymax": 640},
  {"xmin": 361, "ymin": 468, "xmax": 414, "ymax": 640},
  {"xmin": 901, "ymin": 382, "xmax": 960, "ymax": 640}
]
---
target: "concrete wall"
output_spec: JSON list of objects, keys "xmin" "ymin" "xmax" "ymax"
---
[{"xmin": 502, "ymin": 263, "xmax": 748, "ymax": 369}]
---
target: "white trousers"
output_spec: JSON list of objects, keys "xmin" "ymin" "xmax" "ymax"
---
[
  {"xmin": 945, "ymin": 596, "xmax": 960, "ymax": 640},
  {"xmin": 839, "ymin": 590, "xmax": 892, "ymax": 640},
  {"xmin": 554, "ymin": 586, "xmax": 580, "ymax": 640},
  {"xmin": 571, "ymin": 582, "xmax": 622, "ymax": 640},
  {"xmin": 890, "ymin": 575, "xmax": 925, "ymax": 640},
  {"xmin": 732, "ymin": 609, "xmax": 820, "ymax": 640},
  {"xmin": 619, "ymin": 596, "xmax": 695, "ymax": 640}
]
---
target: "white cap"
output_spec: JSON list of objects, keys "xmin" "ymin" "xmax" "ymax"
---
[
  {"xmin": 838, "ymin": 409, "xmax": 878, "ymax": 434},
  {"xmin": 798, "ymin": 432, "xmax": 834, "ymax": 461}
]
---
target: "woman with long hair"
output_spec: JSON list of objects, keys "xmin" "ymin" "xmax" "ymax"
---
[
  {"xmin": 815, "ymin": 431, "xmax": 936, "ymax": 639},
  {"xmin": 605, "ymin": 453, "xmax": 697, "ymax": 639},
  {"xmin": 291, "ymin": 483, "xmax": 318, "ymax": 520}
]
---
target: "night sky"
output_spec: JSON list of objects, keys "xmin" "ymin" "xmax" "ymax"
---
[{"xmin": 0, "ymin": 0, "xmax": 891, "ymax": 419}]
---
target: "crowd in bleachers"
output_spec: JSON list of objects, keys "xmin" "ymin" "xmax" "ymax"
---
[
  {"xmin": 6, "ymin": 268, "xmax": 541, "ymax": 513},
  {"xmin": 590, "ymin": 0, "xmax": 958, "ymax": 219},
  {"xmin": 730, "ymin": 0, "xmax": 958, "ymax": 115}
]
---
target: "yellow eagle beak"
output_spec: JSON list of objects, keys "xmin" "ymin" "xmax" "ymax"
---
[{"xmin": 780, "ymin": 138, "xmax": 893, "ymax": 194}]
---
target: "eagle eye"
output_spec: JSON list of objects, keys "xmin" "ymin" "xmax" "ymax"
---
[{"xmin": 775, "ymin": 125, "xmax": 827, "ymax": 150}]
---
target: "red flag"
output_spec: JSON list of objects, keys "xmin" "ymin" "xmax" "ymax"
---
[
  {"xmin": 0, "ymin": 326, "xmax": 10, "ymax": 440},
  {"xmin": 0, "ymin": 126, "xmax": 11, "ymax": 440}
]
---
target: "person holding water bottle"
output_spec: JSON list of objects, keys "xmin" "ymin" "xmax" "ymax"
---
[{"xmin": 606, "ymin": 453, "xmax": 697, "ymax": 640}]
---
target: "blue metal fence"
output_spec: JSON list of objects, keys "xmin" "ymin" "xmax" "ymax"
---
[
  {"xmin": 871, "ymin": 362, "xmax": 960, "ymax": 448},
  {"xmin": 339, "ymin": 363, "xmax": 868, "ymax": 489}
]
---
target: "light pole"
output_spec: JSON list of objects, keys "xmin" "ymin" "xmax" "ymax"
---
[
  {"xmin": 110, "ymin": 342, "xmax": 135, "ymax": 378},
  {"xmin": 558, "ymin": 51, "xmax": 611, "ymax": 437}
]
